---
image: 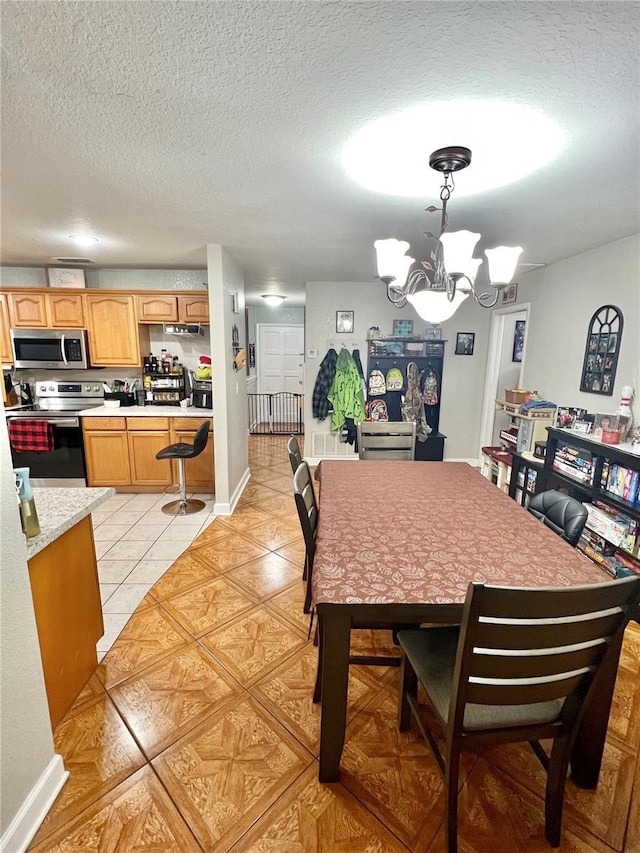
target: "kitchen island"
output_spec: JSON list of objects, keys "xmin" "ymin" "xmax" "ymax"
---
[
  {"xmin": 27, "ymin": 486, "xmax": 114, "ymax": 727},
  {"xmin": 80, "ymin": 407, "xmax": 214, "ymax": 492}
]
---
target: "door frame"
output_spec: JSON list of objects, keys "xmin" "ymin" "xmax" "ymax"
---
[
  {"xmin": 478, "ymin": 302, "xmax": 531, "ymax": 458},
  {"xmin": 256, "ymin": 323, "xmax": 305, "ymax": 394}
]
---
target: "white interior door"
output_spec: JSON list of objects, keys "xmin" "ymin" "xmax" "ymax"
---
[{"xmin": 257, "ymin": 324, "xmax": 305, "ymax": 394}]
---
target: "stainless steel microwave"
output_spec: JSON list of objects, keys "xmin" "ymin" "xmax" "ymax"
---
[{"xmin": 10, "ymin": 328, "xmax": 89, "ymax": 369}]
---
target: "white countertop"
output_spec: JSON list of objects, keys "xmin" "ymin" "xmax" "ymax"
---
[
  {"xmin": 79, "ymin": 405, "xmax": 214, "ymax": 417},
  {"xmin": 26, "ymin": 486, "xmax": 116, "ymax": 560}
]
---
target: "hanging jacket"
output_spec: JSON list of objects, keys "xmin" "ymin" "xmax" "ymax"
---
[
  {"xmin": 312, "ymin": 348, "xmax": 338, "ymax": 420},
  {"xmin": 327, "ymin": 348, "xmax": 366, "ymax": 432},
  {"xmin": 402, "ymin": 362, "xmax": 431, "ymax": 442}
]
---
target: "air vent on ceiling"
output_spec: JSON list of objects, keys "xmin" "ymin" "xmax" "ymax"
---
[{"xmin": 49, "ymin": 256, "xmax": 95, "ymax": 265}]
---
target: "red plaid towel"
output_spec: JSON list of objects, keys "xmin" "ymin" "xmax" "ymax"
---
[{"xmin": 8, "ymin": 419, "xmax": 54, "ymax": 452}]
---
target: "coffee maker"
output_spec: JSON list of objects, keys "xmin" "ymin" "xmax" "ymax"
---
[{"xmin": 192, "ymin": 379, "xmax": 213, "ymax": 409}]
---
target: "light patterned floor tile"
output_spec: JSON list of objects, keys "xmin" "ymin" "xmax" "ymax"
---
[
  {"xmin": 265, "ymin": 582, "xmax": 310, "ymax": 633},
  {"xmin": 229, "ymin": 763, "xmax": 412, "ymax": 852},
  {"xmin": 192, "ymin": 521, "xmax": 239, "ymax": 547},
  {"xmin": 149, "ymin": 551, "xmax": 218, "ymax": 600},
  {"xmin": 251, "ymin": 645, "xmax": 385, "ymax": 754},
  {"xmin": 274, "ymin": 537, "xmax": 307, "ymax": 570},
  {"xmin": 191, "ymin": 534, "xmax": 269, "ymax": 573},
  {"xmin": 257, "ymin": 491, "xmax": 298, "ymax": 519},
  {"xmin": 214, "ymin": 506, "xmax": 276, "ymax": 534},
  {"xmin": 109, "ymin": 643, "xmax": 242, "ymax": 758},
  {"xmin": 200, "ymin": 605, "xmax": 307, "ymax": 686},
  {"xmin": 161, "ymin": 575, "xmax": 259, "ymax": 637},
  {"xmin": 97, "ymin": 605, "xmax": 192, "ymax": 689},
  {"xmin": 242, "ymin": 517, "xmax": 302, "ymax": 550},
  {"xmin": 152, "ymin": 694, "xmax": 312, "ymax": 852},
  {"xmin": 238, "ymin": 481, "xmax": 284, "ymax": 505},
  {"xmin": 29, "ymin": 767, "xmax": 201, "ymax": 852},
  {"xmin": 30, "ymin": 695, "xmax": 146, "ymax": 846},
  {"xmin": 224, "ymin": 551, "xmax": 301, "ymax": 600},
  {"xmin": 340, "ymin": 687, "xmax": 479, "ymax": 851}
]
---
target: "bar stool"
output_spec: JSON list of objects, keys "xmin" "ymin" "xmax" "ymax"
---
[{"xmin": 155, "ymin": 421, "xmax": 210, "ymax": 516}]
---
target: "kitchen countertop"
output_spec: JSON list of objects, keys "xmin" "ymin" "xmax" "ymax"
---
[
  {"xmin": 26, "ymin": 486, "xmax": 115, "ymax": 560},
  {"xmin": 79, "ymin": 405, "xmax": 214, "ymax": 417}
]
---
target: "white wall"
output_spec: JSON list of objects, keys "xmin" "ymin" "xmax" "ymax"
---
[
  {"xmin": 0, "ymin": 409, "xmax": 62, "ymax": 848},
  {"xmin": 0, "ymin": 267, "xmax": 207, "ymax": 291},
  {"xmin": 519, "ymin": 234, "xmax": 639, "ymax": 410},
  {"xmin": 304, "ymin": 280, "xmax": 491, "ymax": 460},
  {"xmin": 208, "ymin": 245, "xmax": 249, "ymax": 513}
]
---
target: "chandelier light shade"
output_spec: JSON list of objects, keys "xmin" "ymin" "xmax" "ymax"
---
[{"xmin": 374, "ymin": 146, "xmax": 523, "ymax": 323}]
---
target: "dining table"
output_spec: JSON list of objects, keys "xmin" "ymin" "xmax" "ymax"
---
[{"xmin": 311, "ymin": 460, "xmax": 617, "ymax": 783}]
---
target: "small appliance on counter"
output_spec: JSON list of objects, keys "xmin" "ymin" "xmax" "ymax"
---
[{"xmin": 192, "ymin": 379, "xmax": 213, "ymax": 409}]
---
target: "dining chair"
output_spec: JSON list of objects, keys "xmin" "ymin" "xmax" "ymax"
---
[
  {"xmin": 396, "ymin": 576, "xmax": 640, "ymax": 853},
  {"xmin": 287, "ymin": 434, "xmax": 303, "ymax": 475},
  {"xmin": 293, "ymin": 460, "xmax": 318, "ymax": 615},
  {"xmin": 357, "ymin": 421, "xmax": 416, "ymax": 460},
  {"xmin": 527, "ymin": 489, "xmax": 588, "ymax": 546}
]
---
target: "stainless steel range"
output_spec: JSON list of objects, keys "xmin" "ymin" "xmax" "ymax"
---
[{"xmin": 6, "ymin": 381, "xmax": 105, "ymax": 486}]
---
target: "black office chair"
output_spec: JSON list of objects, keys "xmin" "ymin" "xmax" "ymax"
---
[
  {"xmin": 155, "ymin": 421, "xmax": 210, "ymax": 516},
  {"xmin": 527, "ymin": 489, "xmax": 588, "ymax": 546},
  {"xmin": 287, "ymin": 434, "xmax": 303, "ymax": 475},
  {"xmin": 397, "ymin": 576, "xmax": 640, "ymax": 852}
]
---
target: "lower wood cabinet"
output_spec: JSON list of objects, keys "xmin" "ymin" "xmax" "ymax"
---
[{"xmin": 83, "ymin": 415, "xmax": 214, "ymax": 491}]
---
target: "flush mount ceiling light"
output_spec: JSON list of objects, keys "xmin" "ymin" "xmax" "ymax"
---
[
  {"xmin": 68, "ymin": 234, "xmax": 99, "ymax": 247},
  {"xmin": 374, "ymin": 145, "xmax": 523, "ymax": 322},
  {"xmin": 50, "ymin": 256, "xmax": 95, "ymax": 264},
  {"xmin": 262, "ymin": 294, "xmax": 286, "ymax": 307}
]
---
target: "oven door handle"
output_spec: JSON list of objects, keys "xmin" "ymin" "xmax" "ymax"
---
[
  {"xmin": 60, "ymin": 334, "xmax": 68, "ymax": 365},
  {"xmin": 47, "ymin": 417, "xmax": 80, "ymax": 428}
]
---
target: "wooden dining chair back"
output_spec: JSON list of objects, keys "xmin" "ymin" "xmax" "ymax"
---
[
  {"xmin": 397, "ymin": 576, "xmax": 640, "ymax": 852},
  {"xmin": 293, "ymin": 461, "xmax": 318, "ymax": 614},
  {"xmin": 287, "ymin": 434, "xmax": 303, "ymax": 475},
  {"xmin": 357, "ymin": 421, "xmax": 416, "ymax": 460}
]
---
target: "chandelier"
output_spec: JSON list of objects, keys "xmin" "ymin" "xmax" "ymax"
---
[{"xmin": 374, "ymin": 146, "xmax": 523, "ymax": 323}]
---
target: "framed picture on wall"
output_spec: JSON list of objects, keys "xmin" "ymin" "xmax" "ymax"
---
[
  {"xmin": 455, "ymin": 332, "xmax": 475, "ymax": 355},
  {"xmin": 336, "ymin": 311, "xmax": 354, "ymax": 333},
  {"xmin": 512, "ymin": 320, "xmax": 526, "ymax": 362},
  {"xmin": 502, "ymin": 283, "xmax": 518, "ymax": 305},
  {"xmin": 392, "ymin": 319, "xmax": 413, "ymax": 336}
]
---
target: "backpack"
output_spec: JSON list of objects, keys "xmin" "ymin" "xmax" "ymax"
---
[
  {"xmin": 385, "ymin": 367, "xmax": 404, "ymax": 391},
  {"xmin": 420, "ymin": 368, "xmax": 439, "ymax": 405},
  {"xmin": 365, "ymin": 399, "xmax": 389, "ymax": 422},
  {"xmin": 368, "ymin": 369, "xmax": 386, "ymax": 396}
]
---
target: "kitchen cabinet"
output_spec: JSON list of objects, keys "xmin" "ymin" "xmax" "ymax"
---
[
  {"xmin": 0, "ymin": 293, "xmax": 12, "ymax": 363},
  {"xmin": 83, "ymin": 418, "xmax": 131, "ymax": 486},
  {"xmin": 171, "ymin": 418, "xmax": 214, "ymax": 488},
  {"xmin": 8, "ymin": 291, "xmax": 84, "ymax": 328},
  {"xmin": 83, "ymin": 415, "xmax": 214, "ymax": 491},
  {"xmin": 179, "ymin": 294, "xmax": 209, "ymax": 323},
  {"xmin": 8, "ymin": 291, "xmax": 48, "ymax": 327},
  {"xmin": 84, "ymin": 294, "xmax": 144, "ymax": 366},
  {"xmin": 28, "ymin": 515, "xmax": 103, "ymax": 728},
  {"xmin": 127, "ymin": 417, "xmax": 173, "ymax": 486},
  {"xmin": 137, "ymin": 294, "xmax": 178, "ymax": 324}
]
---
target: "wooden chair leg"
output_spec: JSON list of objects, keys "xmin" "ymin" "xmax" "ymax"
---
[
  {"xmin": 444, "ymin": 744, "xmax": 461, "ymax": 853},
  {"xmin": 398, "ymin": 656, "xmax": 417, "ymax": 732},
  {"xmin": 545, "ymin": 737, "xmax": 571, "ymax": 847}
]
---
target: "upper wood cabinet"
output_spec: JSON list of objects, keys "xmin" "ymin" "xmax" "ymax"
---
[
  {"xmin": 0, "ymin": 294, "xmax": 13, "ymax": 363},
  {"xmin": 8, "ymin": 291, "xmax": 84, "ymax": 328},
  {"xmin": 84, "ymin": 294, "xmax": 141, "ymax": 366},
  {"xmin": 8, "ymin": 292, "xmax": 48, "ymax": 327},
  {"xmin": 47, "ymin": 293, "xmax": 85, "ymax": 327},
  {"xmin": 137, "ymin": 295, "xmax": 178, "ymax": 324},
  {"xmin": 179, "ymin": 294, "xmax": 209, "ymax": 323}
]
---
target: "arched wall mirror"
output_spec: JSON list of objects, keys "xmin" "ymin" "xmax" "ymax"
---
[{"xmin": 579, "ymin": 305, "xmax": 623, "ymax": 396}]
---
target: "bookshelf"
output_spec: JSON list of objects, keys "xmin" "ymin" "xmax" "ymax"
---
[{"xmin": 543, "ymin": 426, "xmax": 640, "ymax": 578}]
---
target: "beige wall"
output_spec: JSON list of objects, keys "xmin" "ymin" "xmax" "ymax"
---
[{"xmin": 0, "ymin": 267, "xmax": 206, "ymax": 291}]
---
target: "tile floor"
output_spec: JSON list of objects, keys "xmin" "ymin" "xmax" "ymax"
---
[
  {"xmin": 92, "ymin": 492, "xmax": 217, "ymax": 658},
  {"xmin": 28, "ymin": 435, "xmax": 640, "ymax": 852}
]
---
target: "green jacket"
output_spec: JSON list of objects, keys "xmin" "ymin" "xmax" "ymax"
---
[{"xmin": 327, "ymin": 349, "xmax": 365, "ymax": 431}]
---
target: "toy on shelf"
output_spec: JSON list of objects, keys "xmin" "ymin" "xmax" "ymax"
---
[{"xmin": 196, "ymin": 355, "xmax": 212, "ymax": 380}]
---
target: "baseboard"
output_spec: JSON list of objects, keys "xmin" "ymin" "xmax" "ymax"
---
[
  {"xmin": 446, "ymin": 457, "xmax": 481, "ymax": 467},
  {"xmin": 0, "ymin": 754, "xmax": 68, "ymax": 853},
  {"xmin": 213, "ymin": 466, "xmax": 250, "ymax": 515}
]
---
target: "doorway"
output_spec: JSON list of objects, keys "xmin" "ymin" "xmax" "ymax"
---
[{"xmin": 478, "ymin": 303, "xmax": 530, "ymax": 455}]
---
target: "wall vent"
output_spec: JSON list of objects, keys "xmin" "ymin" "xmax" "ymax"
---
[{"xmin": 311, "ymin": 431, "xmax": 356, "ymax": 458}]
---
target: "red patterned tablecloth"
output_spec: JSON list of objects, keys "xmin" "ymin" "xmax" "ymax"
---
[{"xmin": 311, "ymin": 461, "xmax": 606, "ymax": 607}]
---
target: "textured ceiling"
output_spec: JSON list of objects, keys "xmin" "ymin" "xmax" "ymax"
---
[{"xmin": 1, "ymin": 1, "xmax": 639, "ymax": 306}]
